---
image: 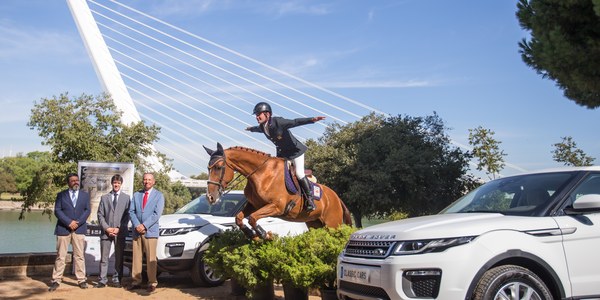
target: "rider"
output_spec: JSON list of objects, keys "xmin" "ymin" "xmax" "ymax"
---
[{"xmin": 245, "ymin": 102, "xmax": 325, "ymax": 212}]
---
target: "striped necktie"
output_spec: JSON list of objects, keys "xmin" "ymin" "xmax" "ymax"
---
[{"xmin": 71, "ymin": 191, "xmax": 77, "ymax": 207}]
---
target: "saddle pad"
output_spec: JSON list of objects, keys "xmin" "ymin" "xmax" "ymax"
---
[{"xmin": 284, "ymin": 162, "xmax": 322, "ymax": 200}]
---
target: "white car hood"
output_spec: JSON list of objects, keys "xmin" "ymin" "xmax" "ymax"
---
[
  {"xmin": 159, "ymin": 213, "xmax": 234, "ymax": 228},
  {"xmin": 354, "ymin": 213, "xmax": 559, "ymax": 241}
]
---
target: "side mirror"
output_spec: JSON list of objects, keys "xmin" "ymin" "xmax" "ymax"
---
[
  {"xmin": 564, "ymin": 194, "xmax": 600, "ymax": 215},
  {"xmin": 573, "ymin": 194, "xmax": 600, "ymax": 210}
]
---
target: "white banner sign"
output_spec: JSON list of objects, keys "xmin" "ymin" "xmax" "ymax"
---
[{"xmin": 78, "ymin": 161, "xmax": 135, "ymax": 223}]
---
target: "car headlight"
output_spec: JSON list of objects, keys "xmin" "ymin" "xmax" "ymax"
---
[
  {"xmin": 160, "ymin": 226, "xmax": 202, "ymax": 236},
  {"xmin": 392, "ymin": 236, "xmax": 476, "ymax": 255}
]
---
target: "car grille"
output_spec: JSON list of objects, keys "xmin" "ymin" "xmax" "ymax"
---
[
  {"xmin": 339, "ymin": 280, "xmax": 390, "ymax": 300},
  {"xmin": 343, "ymin": 240, "xmax": 397, "ymax": 258}
]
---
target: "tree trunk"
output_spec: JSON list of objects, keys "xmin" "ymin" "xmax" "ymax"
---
[{"xmin": 352, "ymin": 211, "xmax": 363, "ymax": 228}]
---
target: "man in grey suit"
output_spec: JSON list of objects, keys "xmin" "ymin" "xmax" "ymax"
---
[
  {"xmin": 127, "ymin": 172, "xmax": 164, "ymax": 293},
  {"xmin": 95, "ymin": 174, "xmax": 130, "ymax": 288}
]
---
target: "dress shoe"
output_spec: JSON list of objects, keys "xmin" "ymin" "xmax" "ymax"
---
[
  {"xmin": 78, "ymin": 282, "xmax": 89, "ymax": 289},
  {"xmin": 126, "ymin": 284, "xmax": 142, "ymax": 291},
  {"xmin": 48, "ymin": 282, "xmax": 59, "ymax": 292},
  {"xmin": 94, "ymin": 282, "xmax": 106, "ymax": 288},
  {"xmin": 147, "ymin": 285, "xmax": 156, "ymax": 293}
]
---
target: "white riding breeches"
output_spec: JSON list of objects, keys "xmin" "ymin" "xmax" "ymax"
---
[{"xmin": 293, "ymin": 154, "xmax": 306, "ymax": 180}]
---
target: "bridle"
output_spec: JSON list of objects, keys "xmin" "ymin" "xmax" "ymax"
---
[
  {"xmin": 207, "ymin": 156, "xmax": 227, "ymax": 196},
  {"xmin": 207, "ymin": 152, "xmax": 270, "ymax": 197}
]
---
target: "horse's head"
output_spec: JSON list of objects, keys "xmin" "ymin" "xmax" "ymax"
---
[{"xmin": 203, "ymin": 143, "xmax": 233, "ymax": 205}]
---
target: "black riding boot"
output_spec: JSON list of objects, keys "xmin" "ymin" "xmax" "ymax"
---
[{"xmin": 299, "ymin": 177, "xmax": 315, "ymax": 212}]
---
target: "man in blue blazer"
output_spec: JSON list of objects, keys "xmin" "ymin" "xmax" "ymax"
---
[
  {"xmin": 127, "ymin": 172, "xmax": 164, "ymax": 293},
  {"xmin": 48, "ymin": 173, "xmax": 91, "ymax": 291}
]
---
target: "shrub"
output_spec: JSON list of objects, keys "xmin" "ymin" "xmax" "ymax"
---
[
  {"xmin": 204, "ymin": 228, "xmax": 278, "ymax": 298},
  {"xmin": 205, "ymin": 225, "xmax": 357, "ymax": 294},
  {"xmin": 273, "ymin": 225, "xmax": 357, "ymax": 290},
  {"xmin": 203, "ymin": 228, "xmax": 250, "ymax": 280}
]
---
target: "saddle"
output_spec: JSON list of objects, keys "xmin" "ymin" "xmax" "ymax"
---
[{"xmin": 283, "ymin": 161, "xmax": 322, "ymax": 214}]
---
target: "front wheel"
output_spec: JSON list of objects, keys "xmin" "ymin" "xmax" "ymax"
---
[
  {"xmin": 190, "ymin": 250, "xmax": 226, "ymax": 287},
  {"xmin": 473, "ymin": 265, "xmax": 552, "ymax": 300}
]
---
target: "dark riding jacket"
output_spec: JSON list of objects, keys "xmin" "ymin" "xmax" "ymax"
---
[{"xmin": 248, "ymin": 116, "xmax": 314, "ymax": 159}]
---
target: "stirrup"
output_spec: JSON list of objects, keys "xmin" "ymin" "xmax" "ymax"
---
[{"xmin": 304, "ymin": 197, "xmax": 315, "ymax": 212}]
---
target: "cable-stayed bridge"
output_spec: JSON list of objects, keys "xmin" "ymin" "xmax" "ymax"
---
[
  {"xmin": 67, "ymin": 0, "xmax": 528, "ymax": 183},
  {"xmin": 67, "ymin": 0, "xmax": 384, "ymax": 182}
]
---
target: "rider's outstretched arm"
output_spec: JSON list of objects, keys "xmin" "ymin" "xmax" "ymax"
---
[{"xmin": 245, "ymin": 126, "xmax": 261, "ymax": 132}]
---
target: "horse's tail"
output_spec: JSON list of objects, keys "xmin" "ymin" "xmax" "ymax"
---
[{"xmin": 340, "ymin": 199, "xmax": 353, "ymax": 226}]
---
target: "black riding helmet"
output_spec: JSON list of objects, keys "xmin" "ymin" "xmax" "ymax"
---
[{"xmin": 252, "ymin": 102, "xmax": 272, "ymax": 115}]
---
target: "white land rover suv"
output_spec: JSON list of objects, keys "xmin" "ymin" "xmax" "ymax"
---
[
  {"xmin": 337, "ymin": 167, "xmax": 600, "ymax": 300},
  {"xmin": 124, "ymin": 191, "xmax": 307, "ymax": 286}
]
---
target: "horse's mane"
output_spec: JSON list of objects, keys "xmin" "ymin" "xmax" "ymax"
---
[{"xmin": 226, "ymin": 146, "xmax": 272, "ymax": 158}]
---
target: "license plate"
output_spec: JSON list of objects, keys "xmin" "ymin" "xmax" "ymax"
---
[{"xmin": 339, "ymin": 264, "xmax": 380, "ymax": 285}]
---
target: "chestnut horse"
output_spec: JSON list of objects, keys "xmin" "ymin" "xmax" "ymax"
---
[{"xmin": 203, "ymin": 143, "xmax": 352, "ymax": 239}]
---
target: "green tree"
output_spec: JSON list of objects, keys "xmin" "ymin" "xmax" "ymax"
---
[
  {"xmin": 25, "ymin": 93, "xmax": 169, "ymax": 215},
  {"xmin": 306, "ymin": 113, "xmax": 384, "ymax": 227},
  {"xmin": 28, "ymin": 93, "xmax": 162, "ymax": 167},
  {"xmin": 0, "ymin": 151, "xmax": 52, "ymax": 194},
  {"xmin": 307, "ymin": 113, "xmax": 474, "ymax": 227},
  {"xmin": 468, "ymin": 126, "xmax": 506, "ymax": 180},
  {"xmin": 354, "ymin": 113, "xmax": 473, "ymax": 219},
  {"xmin": 516, "ymin": 0, "xmax": 600, "ymax": 108},
  {"xmin": 551, "ymin": 136, "xmax": 595, "ymax": 166},
  {"xmin": 0, "ymin": 170, "xmax": 17, "ymax": 195}
]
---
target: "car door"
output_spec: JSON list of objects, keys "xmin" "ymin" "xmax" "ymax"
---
[
  {"xmin": 257, "ymin": 217, "xmax": 308, "ymax": 236},
  {"xmin": 553, "ymin": 173, "xmax": 600, "ymax": 297}
]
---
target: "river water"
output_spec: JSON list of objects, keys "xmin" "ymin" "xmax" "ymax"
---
[
  {"xmin": 0, "ymin": 209, "xmax": 389, "ymax": 254},
  {"xmin": 0, "ymin": 210, "xmax": 56, "ymax": 253}
]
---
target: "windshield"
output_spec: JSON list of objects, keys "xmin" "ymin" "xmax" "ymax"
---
[
  {"xmin": 175, "ymin": 193, "xmax": 246, "ymax": 217},
  {"xmin": 440, "ymin": 172, "xmax": 576, "ymax": 216}
]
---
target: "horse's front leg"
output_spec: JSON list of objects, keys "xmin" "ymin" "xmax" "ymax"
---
[
  {"xmin": 236, "ymin": 207, "xmax": 257, "ymax": 239},
  {"xmin": 248, "ymin": 204, "xmax": 280, "ymax": 240}
]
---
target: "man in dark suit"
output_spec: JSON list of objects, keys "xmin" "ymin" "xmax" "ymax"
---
[
  {"xmin": 127, "ymin": 172, "xmax": 164, "ymax": 293},
  {"xmin": 48, "ymin": 173, "xmax": 91, "ymax": 291},
  {"xmin": 95, "ymin": 174, "xmax": 130, "ymax": 288}
]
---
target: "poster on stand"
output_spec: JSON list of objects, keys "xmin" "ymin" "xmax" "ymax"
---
[
  {"xmin": 77, "ymin": 161, "xmax": 135, "ymax": 223},
  {"xmin": 78, "ymin": 161, "xmax": 134, "ymax": 276}
]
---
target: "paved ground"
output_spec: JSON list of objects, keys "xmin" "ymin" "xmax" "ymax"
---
[{"xmin": 0, "ymin": 273, "xmax": 322, "ymax": 300}]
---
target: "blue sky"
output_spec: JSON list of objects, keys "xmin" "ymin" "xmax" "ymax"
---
[{"xmin": 1, "ymin": 0, "xmax": 598, "ymax": 178}]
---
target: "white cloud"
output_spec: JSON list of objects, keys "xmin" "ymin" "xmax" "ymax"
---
[
  {"xmin": 146, "ymin": 0, "xmax": 332, "ymax": 18},
  {"xmin": 272, "ymin": 1, "xmax": 331, "ymax": 16},
  {"xmin": 319, "ymin": 79, "xmax": 432, "ymax": 89},
  {"xmin": 147, "ymin": 0, "xmax": 218, "ymax": 17},
  {"xmin": 367, "ymin": 9, "xmax": 375, "ymax": 22},
  {"xmin": 0, "ymin": 21, "xmax": 81, "ymax": 61}
]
